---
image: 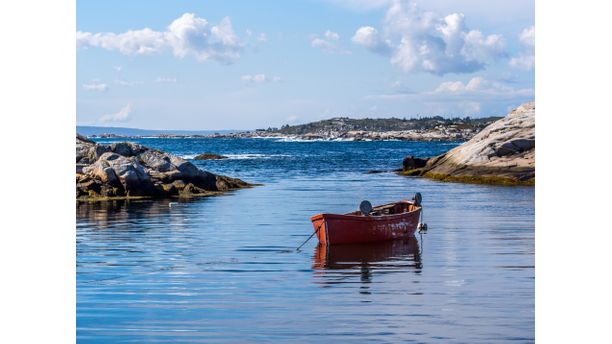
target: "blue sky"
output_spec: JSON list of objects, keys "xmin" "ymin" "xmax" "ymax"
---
[{"xmin": 76, "ymin": 0, "xmax": 534, "ymax": 130}]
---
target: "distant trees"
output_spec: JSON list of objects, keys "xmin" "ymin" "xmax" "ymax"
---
[{"xmin": 270, "ymin": 115, "xmax": 502, "ymax": 134}]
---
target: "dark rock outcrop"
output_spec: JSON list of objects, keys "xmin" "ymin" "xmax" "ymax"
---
[
  {"xmin": 402, "ymin": 156, "xmax": 429, "ymax": 170},
  {"xmin": 400, "ymin": 102, "xmax": 535, "ymax": 185},
  {"xmin": 76, "ymin": 136, "xmax": 252, "ymax": 200},
  {"xmin": 193, "ymin": 153, "xmax": 228, "ymax": 160}
]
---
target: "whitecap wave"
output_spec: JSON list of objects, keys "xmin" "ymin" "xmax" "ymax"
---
[
  {"xmin": 225, "ymin": 153, "xmax": 290, "ymax": 160},
  {"xmin": 182, "ymin": 153, "xmax": 290, "ymax": 160}
]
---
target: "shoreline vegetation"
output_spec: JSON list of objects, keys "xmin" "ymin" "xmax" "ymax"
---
[
  {"xmin": 399, "ymin": 102, "xmax": 535, "ymax": 186},
  {"xmin": 76, "ymin": 135, "xmax": 253, "ymax": 202}
]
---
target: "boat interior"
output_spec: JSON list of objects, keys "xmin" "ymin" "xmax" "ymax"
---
[{"xmin": 347, "ymin": 201, "xmax": 419, "ymax": 216}]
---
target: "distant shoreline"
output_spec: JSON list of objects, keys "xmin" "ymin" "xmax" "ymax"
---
[
  {"xmin": 85, "ymin": 132, "xmax": 467, "ymax": 142},
  {"xmin": 80, "ymin": 115, "xmax": 501, "ymax": 142}
]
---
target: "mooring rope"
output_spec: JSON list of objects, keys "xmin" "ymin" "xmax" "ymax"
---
[{"xmin": 296, "ymin": 223, "xmax": 323, "ymax": 251}]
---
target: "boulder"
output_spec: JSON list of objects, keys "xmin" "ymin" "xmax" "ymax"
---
[
  {"xmin": 405, "ymin": 101, "xmax": 535, "ymax": 185},
  {"xmin": 215, "ymin": 175, "xmax": 250, "ymax": 191},
  {"xmin": 138, "ymin": 149, "xmax": 175, "ymax": 172},
  {"xmin": 402, "ymin": 156, "xmax": 429, "ymax": 171},
  {"xmin": 76, "ymin": 135, "xmax": 96, "ymax": 164}
]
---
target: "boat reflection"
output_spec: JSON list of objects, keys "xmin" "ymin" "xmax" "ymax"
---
[{"xmin": 312, "ymin": 237, "xmax": 422, "ymax": 291}]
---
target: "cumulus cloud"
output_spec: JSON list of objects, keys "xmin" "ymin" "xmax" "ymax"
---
[
  {"xmin": 311, "ymin": 30, "xmax": 349, "ymax": 54},
  {"xmin": 510, "ymin": 25, "xmax": 535, "ymax": 70},
  {"xmin": 351, "ymin": 1, "xmax": 505, "ymax": 75},
  {"xmin": 99, "ymin": 104, "xmax": 132, "ymax": 123},
  {"xmin": 240, "ymin": 74, "xmax": 280, "ymax": 83},
  {"xmin": 434, "ymin": 77, "xmax": 516, "ymax": 95},
  {"xmin": 368, "ymin": 76, "xmax": 533, "ymax": 102},
  {"xmin": 519, "ymin": 25, "xmax": 535, "ymax": 47},
  {"xmin": 434, "ymin": 77, "xmax": 489, "ymax": 93},
  {"xmin": 82, "ymin": 82, "xmax": 108, "ymax": 92},
  {"xmin": 366, "ymin": 77, "xmax": 532, "ymax": 115},
  {"xmin": 77, "ymin": 13, "xmax": 244, "ymax": 64},
  {"xmin": 351, "ymin": 26, "xmax": 392, "ymax": 54}
]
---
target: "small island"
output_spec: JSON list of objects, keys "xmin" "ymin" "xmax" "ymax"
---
[
  {"xmin": 76, "ymin": 135, "xmax": 251, "ymax": 201},
  {"xmin": 400, "ymin": 102, "xmax": 535, "ymax": 185},
  {"xmin": 213, "ymin": 116, "xmax": 502, "ymax": 141}
]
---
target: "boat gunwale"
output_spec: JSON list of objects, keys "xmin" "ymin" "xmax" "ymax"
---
[{"xmin": 310, "ymin": 200, "xmax": 421, "ymax": 222}]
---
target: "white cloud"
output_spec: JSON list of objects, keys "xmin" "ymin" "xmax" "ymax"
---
[
  {"xmin": 351, "ymin": 1, "xmax": 505, "ymax": 75},
  {"xmin": 510, "ymin": 25, "xmax": 535, "ymax": 70},
  {"xmin": 77, "ymin": 13, "xmax": 244, "ymax": 64},
  {"xmin": 509, "ymin": 54, "xmax": 534, "ymax": 70},
  {"xmin": 433, "ymin": 77, "xmax": 533, "ymax": 98},
  {"xmin": 155, "ymin": 77, "xmax": 177, "ymax": 83},
  {"xmin": 366, "ymin": 77, "xmax": 532, "ymax": 115},
  {"xmin": 99, "ymin": 104, "xmax": 132, "ymax": 123},
  {"xmin": 82, "ymin": 82, "xmax": 108, "ymax": 92},
  {"xmin": 368, "ymin": 76, "xmax": 533, "ymax": 102},
  {"xmin": 240, "ymin": 74, "xmax": 280, "ymax": 84},
  {"xmin": 114, "ymin": 79, "xmax": 143, "ymax": 87},
  {"xmin": 519, "ymin": 25, "xmax": 535, "ymax": 47},
  {"xmin": 311, "ymin": 30, "xmax": 350, "ymax": 54},
  {"xmin": 435, "ymin": 76, "xmax": 487, "ymax": 93},
  {"xmin": 351, "ymin": 26, "xmax": 392, "ymax": 54}
]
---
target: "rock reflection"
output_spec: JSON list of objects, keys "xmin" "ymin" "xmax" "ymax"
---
[
  {"xmin": 76, "ymin": 199, "xmax": 198, "ymax": 230},
  {"xmin": 312, "ymin": 237, "xmax": 422, "ymax": 291}
]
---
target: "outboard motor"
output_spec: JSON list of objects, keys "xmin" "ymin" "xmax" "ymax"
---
[
  {"xmin": 413, "ymin": 192, "xmax": 428, "ymax": 232},
  {"xmin": 412, "ymin": 192, "xmax": 422, "ymax": 206},
  {"xmin": 359, "ymin": 200, "xmax": 373, "ymax": 216}
]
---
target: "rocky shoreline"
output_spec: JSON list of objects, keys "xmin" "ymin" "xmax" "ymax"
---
[
  {"xmin": 209, "ymin": 127, "xmax": 483, "ymax": 142},
  {"xmin": 76, "ymin": 135, "xmax": 252, "ymax": 201},
  {"xmin": 87, "ymin": 116, "xmax": 501, "ymax": 142},
  {"xmin": 399, "ymin": 102, "xmax": 535, "ymax": 186}
]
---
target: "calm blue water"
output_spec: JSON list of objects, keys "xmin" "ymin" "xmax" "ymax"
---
[{"xmin": 77, "ymin": 138, "xmax": 534, "ymax": 343}]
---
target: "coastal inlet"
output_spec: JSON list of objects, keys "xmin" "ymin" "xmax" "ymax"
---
[{"xmin": 77, "ymin": 137, "xmax": 534, "ymax": 343}]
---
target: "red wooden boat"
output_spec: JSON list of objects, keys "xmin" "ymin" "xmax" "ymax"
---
[{"xmin": 310, "ymin": 194, "xmax": 423, "ymax": 246}]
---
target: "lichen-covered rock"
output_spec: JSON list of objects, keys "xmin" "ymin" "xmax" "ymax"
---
[
  {"xmin": 403, "ymin": 102, "xmax": 535, "ymax": 185},
  {"xmin": 76, "ymin": 135, "xmax": 252, "ymax": 200}
]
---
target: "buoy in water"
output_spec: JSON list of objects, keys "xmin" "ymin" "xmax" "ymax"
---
[{"xmin": 417, "ymin": 222, "xmax": 428, "ymax": 233}]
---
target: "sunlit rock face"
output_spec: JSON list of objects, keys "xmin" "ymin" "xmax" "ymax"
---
[
  {"xmin": 76, "ymin": 136, "xmax": 251, "ymax": 200},
  {"xmin": 414, "ymin": 102, "xmax": 535, "ymax": 185}
]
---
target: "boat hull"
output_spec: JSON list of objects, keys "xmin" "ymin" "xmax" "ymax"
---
[{"xmin": 310, "ymin": 201, "xmax": 421, "ymax": 245}]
